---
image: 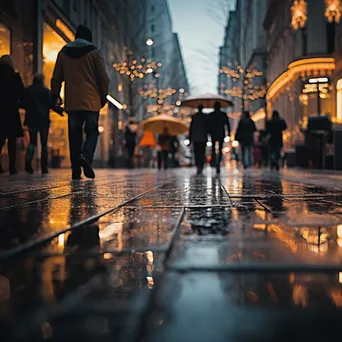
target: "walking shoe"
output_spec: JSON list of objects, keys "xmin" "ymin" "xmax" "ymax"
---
[
  {"xmin": 41, "ymin": 168, "xmax": 49, "ymax": 174},
  {"xmin": 216, "ymin": 167, "xmax": 221, "ymax": 174},
  {"xmin": 72, "ymin": 167, "xmax": 82, "ymax": 180},
  {"xmin": 80, "ymin": 156, "xmax": 95, "ymax": 179},
  {"xmin": 25, "ymin": 161, "xmax": 34, "ymax": 175}
]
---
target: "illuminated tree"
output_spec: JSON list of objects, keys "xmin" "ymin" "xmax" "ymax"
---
[{"xmin": 219, "ymin": 62, "xmax": 266, "ymax": 111}]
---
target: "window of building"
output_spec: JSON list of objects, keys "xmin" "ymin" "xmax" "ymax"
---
[
  {"xmin": 327, "ymin": 22, "xmax": 335, "ymax": 54},
  {"xmin": 336, "ymin": 79, "xmax": 342, "ymax": 121},
  {"xmin": 0, "ymin": 22, "xmax": 11, "ymax": 56}
]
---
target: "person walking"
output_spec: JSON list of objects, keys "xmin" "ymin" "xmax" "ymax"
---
[
  {"xmin": 170, "ymin": 136, "xmax": 180, "ymax": 168},
  {"xmin": 189, "ymin": 104, "xmax": 208, "ymax": 175},
  {"xmin": 235, "ymin": 111, "xmax": 257, "ymax": 169},
  {"xmin": 0, "ymin": 55, "xmax": 25, "ymax": 175},
  {"xmin": 208, "ymin": 101, "xmax": 231, "ymax": 174},
  {"xmin": 24, "ymin": 73, "xmax": 64, "ymax": 174},
  {"xmin": 157, "ymin": 127, "xmax": 172, "ymax": 170},
  {"xmin": 124, "ymin": 118, "xmax": 138, "ymax": 169},
  {"xmin": 51, "ymin": 25, "xmax": 109, "ymax": 180},
  {"xmin": 266, "ymin": 110, "xmax": 287, "ymax": 171}
]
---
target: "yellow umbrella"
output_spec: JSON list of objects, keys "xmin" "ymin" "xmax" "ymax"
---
[{"xmin": 139, "ymin": 114, "xmax": 188, "ymax": 136}]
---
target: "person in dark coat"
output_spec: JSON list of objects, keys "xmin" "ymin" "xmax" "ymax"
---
[
  {"xmin": 235, "ymin": 111, "xmax": 257, "ymax": 169},
  {"xmin": 24, "ymin": 73, "xmax": 64, "ymax": 174},
  {"xmin": 266, "ymin": 110, "xmax": 287, "ymax": 171},
  {"xmin": 170, "ymin": 136, "xmax": 180, "ymax": 167},
  {"xmin": 0, "ymin": 55, "xmax": 25, "ymax": 175},
  {"xmin": 208, "ymin": 101, "xmax": 231, "ymax": 174},
  {"xmin": 189, "ymin": 104, "xmax": 208, "ymax": 175},
  {"xmin": 124, "ymin": 118, "xmax": 138, "ymax": 169},
  {"xmin": 157, "ymin": 127, "xmax": 172, "ymax": 170}
]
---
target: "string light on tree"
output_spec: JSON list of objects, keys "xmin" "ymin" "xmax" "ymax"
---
[
  {"xmin": 325, "ymin": 0, "xmax": 342, "ymax": 23},
  {"xmin": 291, "ymin": 0, "xmax": 308, "ymax": 30}
]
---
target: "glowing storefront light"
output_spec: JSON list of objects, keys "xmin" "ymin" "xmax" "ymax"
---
[
  {"xmin": 291, "ymin": 0, "xmax": 308, "ymax": 30},
  {"xmin": 267, "ymin": 57, "xmax": 335, "ymax": 101},
  {"xmin": 0, "ymin": 23, "xmax": 10, "ymax": 56},
  {"xmin": 336, "ymin": 79, "xmax": 342, "ymax": 121},
  {"xmin": 325, "ymin": 0, "xmax": 342, "ymax": 23}
]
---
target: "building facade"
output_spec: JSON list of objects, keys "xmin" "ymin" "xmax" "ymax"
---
[
  {"xmin": 219, "ymin": 0, "xmax": 268, "ymax": 130},
  {"xmin": 265, "ymin": 0, "xmax": 342, "ymax": 149}
]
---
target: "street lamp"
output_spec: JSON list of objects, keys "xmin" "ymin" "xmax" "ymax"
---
[{"xmin": 146, "ymin": 38, "xmax": 154, "ymax": 46}]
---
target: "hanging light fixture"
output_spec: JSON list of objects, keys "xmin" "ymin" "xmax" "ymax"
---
[
  {"xmin": 291, "ymin": 0, "xmax": 308, "ymax": 31},
  {"xmin": 325, "ymin": 0, "xmax": 342, "ymax": 23}
]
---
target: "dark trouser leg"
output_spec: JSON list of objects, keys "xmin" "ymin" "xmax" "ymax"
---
[
  {"xmin": 68, "ymin": 112, "xmax": 84, "ymax": 174},
  {"xmin": 271, "ymin": 147, "xmax": 281, "ymax": 170},
  {"xmin": 26, "ymin": 128, "xmax": 38, "ymax": 164},
  {"xmin": 127, "ymin": 144, "xmax": 135, "ymax": 169},
  {"xmin": 157, "ymin": 151, "xmax": 162, "ymax": 170},
  {"xmin": 217, "ymin": 140, "xmax": 224, "ymax": 168},
  {"xmin": 194, "ymin": 142, "xmax": 206, "ymax": 171},
  {"xmin": 194, "ymin": 143, "xmax": 200, "ymax": 169},
  {"xmin": 211, "ymin": 143, "xmax": 216, "ymax": 167},
  {"xmin": 0, "ymin": 136, "xmax": 6, "ymax": 172},
  {"xmin": 7, "ymin": 137, "xmax": 17, "ymax": 172},
  {"xmin": 82, "ymin": 112, "xmax": 99, "ymax": 162},
  {"xmin": 163, "ymin": 151, "xmax": 169, "ymax": 169},
  {"xmin": 241, "ymin": 145, "xmax": 247, "ymax": 168},
  {"xmin": 40, "ymin": 125, "xmax": 49, "ymax": 171}
]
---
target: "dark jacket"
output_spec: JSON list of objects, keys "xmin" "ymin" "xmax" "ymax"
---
[
  {"xmin": 208, "ymin": 109, "xmax": 231, "ymax": 141},
  {"xmin": 0, "ymin": 64, "xmax": 25, "ymax": 138},
  {"xmin": 24, "ymin": 84, "xmax": 63, "ymax": 128},
  {"xmin": 266, "ymin": 117, "xmax": 287, "ymax": 148},
  {"xmin": 158, "ymin": 133, "xmax": 172, "ymax": 152},
  {"xmin": 235, "ymin": 117, "xmax": 257, "ymax": 146},
  {"xmin": 51, "ymin": 38, "xmax": 109, "ymax": 112},
  {"xmin": 189, "ymin": 112, "xmax": 208, "ymax": 143}
]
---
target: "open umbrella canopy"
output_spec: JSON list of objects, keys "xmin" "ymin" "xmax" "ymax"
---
[
  {"xmin": 180, "ymin": 92, "xmax": 233, "ymax": 109},
  {"xmin": 139, "ymin": 114, "xmax": 188, "ymax": 136}
]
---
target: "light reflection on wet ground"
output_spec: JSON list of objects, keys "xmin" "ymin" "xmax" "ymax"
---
[{"xmin": 0, "ymin": 168, "xmax": 341, "ymax": 341}]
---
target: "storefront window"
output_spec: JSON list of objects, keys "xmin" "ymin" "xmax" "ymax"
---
[
  {"xmin": 337, "ymin": 79, "xmax": 342, "ymax": 121},
  {"xmin": 43, "ymin": 23, "xmax": 69, "ymax": 167},
  {"xmin": 0, "ymin": 23, "xmax": 11, "ymax": 56}
]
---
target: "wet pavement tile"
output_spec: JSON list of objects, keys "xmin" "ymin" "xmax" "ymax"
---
[
  {"xmin": 142, "ymin": 272, "xmax": 342, "ymax": 342},
  {"xmin": 0, "ymin": 249, "xmax": 164, "ymax": 341}
]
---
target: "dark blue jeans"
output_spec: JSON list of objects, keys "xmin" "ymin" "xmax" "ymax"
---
[
  {"xmin": 270, "ymin": 147, "xmax": 281, "ymax": 170},
  {"xmin": 68, "ymin": 111, "xmax": 99, "ymax": 172},
  {"xmin": 26, "ymin": 126, "xmax": 49, "ymax": 170}
]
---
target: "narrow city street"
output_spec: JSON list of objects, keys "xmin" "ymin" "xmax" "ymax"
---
[{"xmin": 0, "ymin": 167, "xmax": 341, "ymax": 341}]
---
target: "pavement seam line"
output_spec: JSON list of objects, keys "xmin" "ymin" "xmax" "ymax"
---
[
  {"xmin": 129, "ymin": 207, "xmax": 186, "ymax": 342},
  {"xmin": 0, "ymin": 185, "xmax": 164, "ymax": 262}
]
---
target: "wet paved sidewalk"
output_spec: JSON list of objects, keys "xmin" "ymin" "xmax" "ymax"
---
[{"xmin": 0, "ymin": 167, "xmax": 341, "ymax": 341}]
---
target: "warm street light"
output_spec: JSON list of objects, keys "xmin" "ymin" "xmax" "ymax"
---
[{"xmin": 146, "ymin": 38, "xmax": 154, "ymax": 46}]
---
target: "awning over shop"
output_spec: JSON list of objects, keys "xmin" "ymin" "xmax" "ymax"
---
[{"xmin": 267, "ymin": 57, "xmax": 335, "ymax": 101}]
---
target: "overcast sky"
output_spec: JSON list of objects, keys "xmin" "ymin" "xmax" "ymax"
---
[{"xmin": 169, "ymin": 0, "xmax": 235, "ymax": 95}]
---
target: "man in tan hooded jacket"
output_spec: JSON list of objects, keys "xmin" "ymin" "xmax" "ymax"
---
[{"xmin": 51, "ymin": 25, "xmax": 109, "ymax": 179}]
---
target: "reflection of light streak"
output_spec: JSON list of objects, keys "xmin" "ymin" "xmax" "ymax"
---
[
  {"xmin": 146, "ymin": 251, "xmax": 154, "ymax": 264},
  {"xmin": 100, "ymin": 223, "xmax": 123, "ymax": 251},
  {"xmin": 147, "ymin": 276, "xmax": 154, "ymax": 289},
  {"xmin": 292, "ymin": 284, "xmax": 308, "ymax": 307},
  {"xmin": 58, "ymin": 233, "xmax": 65, "ymax": 248}
]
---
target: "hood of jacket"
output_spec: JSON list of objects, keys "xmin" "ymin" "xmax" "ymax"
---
[{"xmin": 62, "ymin": 39, "xmax": 97, "ymax": 59}]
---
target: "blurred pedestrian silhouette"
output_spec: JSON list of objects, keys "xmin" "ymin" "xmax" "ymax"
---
[
  {"xmin": 208, "ymin": 101, "xmax": 231, "ymax": 174},
  {"xmin": 24, "ymin": 73, "xmax": 64, "ymax": 174},
  {"xmin": 266, "ymin": 110, "xmax": 287, "ymax": 171},
  {"xmin": 51, "ymin": 25, "xmax": 109, "ymax": 180},
  {"xmin": 0, "ymin": 55, "xmax": 25, "ymax": 175},
  {"xmin": 157, "ymin": 127, "xmax": 172, "ymax": 170},
  {"xmin": 124, "ymin": 118, "xmax": 138, "ymax": 169},
  {"xmin": 235, "ymin": 111, "xmax": 257, "ymax": 169},
  {"xmin": 170, "ymin": 135, "xmax": 180, "ymax": 167},
  {"xmin": 189, "ymin": 104, "xmax": 208, "ymax": 175}
]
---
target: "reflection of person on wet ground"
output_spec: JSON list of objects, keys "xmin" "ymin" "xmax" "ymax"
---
[
  {"xmin": 208, "ymin": 101, "xmax": 231, "ymax": 174},
  {"xmin": 189, "ymin": 104, "xmax": 208, "ymax": 175}
]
